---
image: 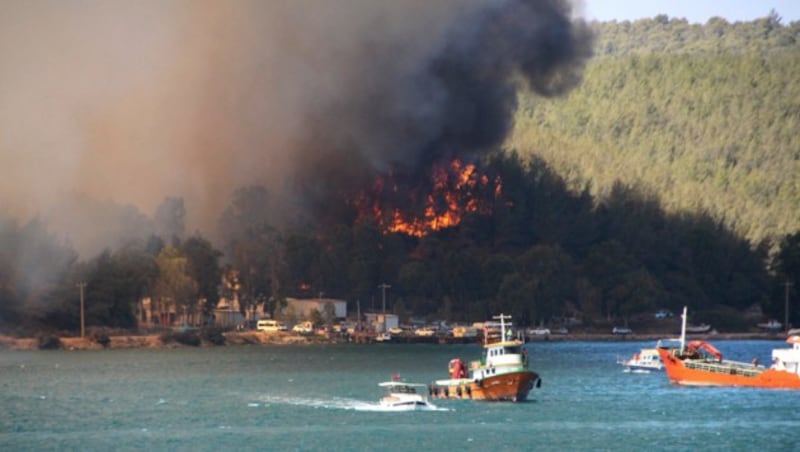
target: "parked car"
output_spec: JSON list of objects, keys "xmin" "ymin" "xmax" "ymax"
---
[
  {"xmin": 414, "ymin": 327, "xmax": 436, "ymax": 337},
  {"xmin": 612, "ymin": 326, "xmax": 633, "ymax": 335},
  {"xmin": 292, "ymin": 321, "xmax": 314, "ymax": 334},
  {"xmin": 654, "ymin": 309, "xmax": 673, "ymax": 319},
  {"xmin": 452, "ymin": 326, "xmax": 478, "ymax": 338}
]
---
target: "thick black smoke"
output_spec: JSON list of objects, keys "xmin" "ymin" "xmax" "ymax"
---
[
  {"xmin": 0, "ymin": 0, "xmax": 591, "ymax": 256},
  {"xmin": 294, "ymin": 0, "xmax": 593, "ymax": 217}
]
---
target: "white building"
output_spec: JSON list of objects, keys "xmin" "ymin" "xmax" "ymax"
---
[{"xmin": 364, "ymin": 313, "xmax": 399, "ymax": 333}]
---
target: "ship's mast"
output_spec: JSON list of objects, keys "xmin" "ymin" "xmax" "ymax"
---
[
  {"xmin": 494, "ymin": 313, "xmax": 512, "ymax": 343},
  {"xmin": 680, "ymin": 306, "xmax": 688, "ymax": 353}
]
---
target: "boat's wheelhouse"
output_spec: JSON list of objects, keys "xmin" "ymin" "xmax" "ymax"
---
[
  {"xmin": 471, "ymin": 342, "xmax": 527, "ymax": 380},
  {"xmin": 482, "ymin": 343, "xmax": 524, "ymax": 366}
]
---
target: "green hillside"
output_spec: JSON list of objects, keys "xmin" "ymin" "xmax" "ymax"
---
[{"xmin": 509, "ymin": 15, "xmax": 800, "ymax": 245}]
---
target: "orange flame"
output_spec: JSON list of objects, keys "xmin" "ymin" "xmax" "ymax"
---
[{"xmin": 355, "ymin": 158, "xmax": 501, "ymax": 237}]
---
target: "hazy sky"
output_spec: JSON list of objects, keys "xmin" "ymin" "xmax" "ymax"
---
[{"xmin": 583, "ymin": 0, "xmax": 800, "ymax": 23}]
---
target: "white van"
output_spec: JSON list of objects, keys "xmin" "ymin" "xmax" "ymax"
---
[{"xmin": 257, "ymin": 319, "xmax": 287, "ymax": 332}]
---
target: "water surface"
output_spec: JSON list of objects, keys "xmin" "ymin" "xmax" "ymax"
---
[{"xmin": 1, "ymin": 340, "xmax": 797, "ymax": 451}]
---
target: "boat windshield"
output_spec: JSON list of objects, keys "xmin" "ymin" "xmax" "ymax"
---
[{"xmin": 387, "ymin": 385, "xmax": 417, "ymax": 394}]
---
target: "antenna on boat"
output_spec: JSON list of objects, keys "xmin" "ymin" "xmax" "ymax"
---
[
  {"xmin": 493, "ymin": 314, "xmax": 512, "ymax": 343},
  {"xmin": 680, "ymin": 306, "xmax": 687, "ymax": 353}
]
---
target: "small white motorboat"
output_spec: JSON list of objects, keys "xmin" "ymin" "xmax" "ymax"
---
[
  {"xmin": 757, "ymin": 320, "xmax": 783, "ymax": 332},
  {"xmin": 618, "ymin": 347, "xmax": 664, "ymax": 373},
  {"xmin": 378, "ymin": 380, "xmax": 437, "ymax": 410},
  {"xmin": 685, "ymin": 323, "xmax": 712, "ymax": 334}
]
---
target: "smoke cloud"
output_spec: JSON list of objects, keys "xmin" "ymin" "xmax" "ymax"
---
[{"xmin": 0, "ymin": 0, "xmax": 591, "ymax": 256}]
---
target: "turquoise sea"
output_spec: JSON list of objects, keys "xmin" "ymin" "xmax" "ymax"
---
[{"xmin": 1, "ymin": 340, "xmax": 798, "ymax": 451}]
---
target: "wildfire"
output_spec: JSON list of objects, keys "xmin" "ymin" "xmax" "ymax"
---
[{"xmin": 354, "ymin": 158, "xmax": 501, "ymax": 237}]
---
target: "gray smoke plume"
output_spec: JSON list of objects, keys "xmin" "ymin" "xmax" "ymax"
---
[
  {"xmin": 294, "ymin": 0, "xmax": 593, "ymax": 215},
  {"xmin": 0, "ymin": 0, "xmax": 591, "ymax": 255}
]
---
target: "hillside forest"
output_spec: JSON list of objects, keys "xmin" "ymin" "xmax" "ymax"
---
[{"xmin": 0, "ymin": 15, "xmax": 799, "ymax": 335}]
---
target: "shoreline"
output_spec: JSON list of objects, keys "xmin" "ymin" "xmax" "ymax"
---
[
  {"xmin": 0, "ymin": 331, "xmax": 331, "ymax": 351},
  {"xmin": 0, "ymin": 330, "xmax": 791, "ymax": 351}
]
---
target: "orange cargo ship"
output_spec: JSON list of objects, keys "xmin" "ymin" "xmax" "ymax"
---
[
  {"xmin": 428, "ymin": 314, "xmax": 541, "ymax": 402},
  {"xmin": 657, "ymin": 307, "xmax": 800, "ymax": 389}
]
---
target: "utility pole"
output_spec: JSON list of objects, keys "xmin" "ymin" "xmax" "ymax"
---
[
  {"xmin": 357, "ymin": 299, "xmax": 361, "ymax": 332},
  {"xmin": 77, "ymin": 282, "xmax": 86, "ymax": 338},
  {"xmin": 378, "ymin": 283, "xmax": 391, "ymax": 314},
  {"xmin": 378, "ymin": 283, "xmax": 391, "ymax": 334},
  {"xmin": 786, "ymin": 281, "xmax": 794, "ymax": 333}
]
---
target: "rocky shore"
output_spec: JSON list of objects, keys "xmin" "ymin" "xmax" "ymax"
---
[
  {"xmin": 0, "ymin": 330, "xmax": 788, "ymax": 351},
  {"xmin": 0, "ymin": 331, "xmax": 329, "ymax": 351}
]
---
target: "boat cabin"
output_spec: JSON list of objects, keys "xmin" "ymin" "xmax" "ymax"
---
[{"xmin": 771, "ymin": 336, "xmax": 800, "ymax": 374}]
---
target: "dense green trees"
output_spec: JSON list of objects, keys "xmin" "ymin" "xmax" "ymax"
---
[{"xmin": 510, "ymin": 16, "xmax": 800, "ymax": 246}]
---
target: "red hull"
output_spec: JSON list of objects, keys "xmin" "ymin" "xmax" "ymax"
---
[
  {"xmin": 430, "ymin": 371, "xmax": 539, "ymax": 402},
  {"xmin": 658, "ymin": 347, "xmax": 800, "ymax": 389}
]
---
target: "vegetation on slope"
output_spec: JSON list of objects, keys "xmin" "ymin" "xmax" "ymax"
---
[{"xmin": 509, "ymin": 14, "xmax": 800, "ymax": 245}]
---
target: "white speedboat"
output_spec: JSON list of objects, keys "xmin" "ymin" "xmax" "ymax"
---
[
  {"xmin": 685, "ymin": 323, "xmax": 712, "ymax": 334},
  {"xmin": 378, "ymin": 381, "xmax": 437, "ymax": 410},
  {"xmin": 757, "ymin": 320, "xmax": 783, "ymax": 332},
  {"xmin": 619, "ymin": 346, "xmax": 664, "ymax": 373}
]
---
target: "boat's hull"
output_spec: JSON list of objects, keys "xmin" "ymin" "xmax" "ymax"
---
[
  {"xmin": 624, "ymin": 364, "xmax": 663, "ymax": 373},
  {"xmin": 379, "ymin": 401, "xmax": 437, "ymax": 411},
  {"xmin": 429, "ymin": 370, "xmax": 540, "ymax": 402},
  {"xmin": 658, "ymin": 348, "xmax": 800, "ymax": 389},
  {"xmin": 685, "ymin": 327, "xmax": 711, "ymax": 334}
]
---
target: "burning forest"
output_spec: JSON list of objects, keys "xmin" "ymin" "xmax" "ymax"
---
[
  {"xmin": 291, "ymin": 0, "xmax": 593, "ymax": 241},
  {"xmin": 351, "ymin": 158, "xmax": 501, "ymax": 237},
  {"xmin": 0, "ymin": 0, "xmax": 606, "ymax": 331},
  {"xmin": 0, "ymin": 0, "xmax": 593, "ymax": 256}
]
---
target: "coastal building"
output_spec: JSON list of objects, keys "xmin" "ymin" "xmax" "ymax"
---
[
  {"xmin": 213, "ymin": 297, "xmax": 246, "ymax": 328},
  {"xmin": 364, "ymin": 313, "xmax": 399, "ymax": 333},
  {"xmin": 137, "ymin": 297, "xmax": 212, "ymax": 329},
  {"xmin": 284, "ymin": 298, "xmax": 347, "ymax": 319}
]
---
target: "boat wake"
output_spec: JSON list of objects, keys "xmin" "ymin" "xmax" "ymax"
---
[
  {"xmin": 355, "ymin": 403, "xmax": 450, "ymax": 413},
  {"xmin": 252, "ymin": 395, "xmax": 449, "ymax": 412},
  {"xmin": 623, "ymin": 369, "xmax": 652, "ymax": 374}
]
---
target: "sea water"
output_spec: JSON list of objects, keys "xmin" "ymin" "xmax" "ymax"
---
[{"xmin": 1, "ymin": 340, "xmax": 798, "ymax": 451}]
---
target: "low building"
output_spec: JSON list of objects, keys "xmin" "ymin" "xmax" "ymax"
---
[
  {"xmin": 364, "ymin": 313, "xmax": 399, "ymax": 333},
  {"xmin": 213, "ymin": 297, "xmax": 246, "ymax": 328},
  {"xmin": 284, "ymin": 298, "xmax": 347, "ymax": 319}
]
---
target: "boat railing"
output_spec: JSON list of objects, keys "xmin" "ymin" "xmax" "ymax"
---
[{"xmin": 684, "ymin": 360, "xmax": 763, "ymax": 377}]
